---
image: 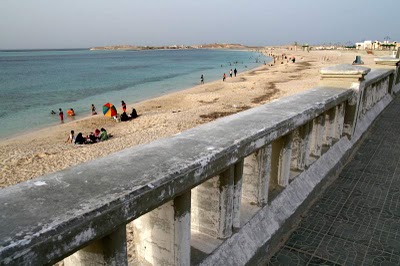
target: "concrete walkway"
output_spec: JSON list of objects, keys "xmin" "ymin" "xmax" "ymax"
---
[{"xmin": 266, "ymin": 97, "xmax": 400, "ymax": 265}]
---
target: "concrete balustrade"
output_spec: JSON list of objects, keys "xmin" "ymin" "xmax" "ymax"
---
[{"xmin": 0, "ymin": 64, "xmax": 396, "ymax": 265}]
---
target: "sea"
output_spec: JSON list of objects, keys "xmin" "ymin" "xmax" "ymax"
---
[{"xmin": 0, "ymin": 49, "xmax": 270, "ymax": 139}]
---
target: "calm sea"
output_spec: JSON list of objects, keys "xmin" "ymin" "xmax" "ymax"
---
[{"xmin": 0, "ymin": 49, "xmax": 269, "ymax": 139}]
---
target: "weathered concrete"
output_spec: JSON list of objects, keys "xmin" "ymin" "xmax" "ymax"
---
[
  {"xmin": 267, "ymin": 95, "xmax": 400, "ymax": 266},
  {"xmin": 310, "ymin": 115, "xmax": 325, "ymax": 157},
  {"xmin": 200, "ymin": 73, "xmax": 394, "ymax": 266},
  {"xmin": 64, "ymin": 225, "xmax": 127, "ymax": 266},
  {"xmin": 0, "ymin": 87, "xmax": 353, "ymax": 265},
  {"xmin": 271, "ymin": 133, "xmax": 293, "ymax": 187},
  {"xmin": 242, "ymin": 145, "xmax": 271, "ymax": 206},
  {"xmin": 374, "ymin": 57, "xmax": 400, "ymax": 94},
  {"xmin": 191, "ymin": 167, "xmax": 234, "ymax": 239},
  {"xmin": 132, "ymin": 192, "xmax": 191, "ymax": 265}
]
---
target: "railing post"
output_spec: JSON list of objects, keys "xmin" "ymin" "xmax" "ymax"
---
[
  {"xmin": 64, "ymin": 225, "xmax": 128, "ymax": 266},
  {"xmin": 334, "ymin": 103, "xmax": 345, "ymax": 140},
  {"xmin": 296, "ymin": 123, "xmax": 311, "ymax": 171},
  {"xmin": 233, "ymin": 159, "xmax": 244, "ymax": 229},
  {"xmin": 310, "ymin": 115, "xmax": 325, "ymax": 158},
  {"xmin": 191, "ymin": 166, "xmax": 234, "ymax": 239},
  {"xmin": 132, "ymin": 191, "xmax": 191, "ymax": 265},
  {"xmin": 320, "ymin": 64, "xmax": 371, "ymax": 138},
  {"xmin": 242, "ymin": 145, "xmax": 272, "ymax": 207},
  {"xmin": 271, "ymin": 133, "xmax": 293, "ymax": 187},
  {"xmin": 323, "ymin": 108, "xmax": 336, "ymax": 146}
]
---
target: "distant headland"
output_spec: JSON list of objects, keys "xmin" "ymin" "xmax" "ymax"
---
[{"xmin": 89, "ymin": 43, "xmax": 253, "ymax": 51}]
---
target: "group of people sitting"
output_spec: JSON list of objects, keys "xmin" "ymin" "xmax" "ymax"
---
[
  {"xmin": 67, "ymin": 128, "xmax": 109, "ymax": 145},
  {"xmin": 115, "ymin": 108, "xmax": 139, "ymax": 122}
]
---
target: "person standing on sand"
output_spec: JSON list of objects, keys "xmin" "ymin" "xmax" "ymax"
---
[
  {"xmin": 223, "ymin": 73, "xmax": 226, "ymax": 82},
  {"xmin": 201, "ymin": 74, "xmax": 204, "ymax": 84},
  {"xmin": 234, "ymin": 68, "xmax": 237, "ymax": 77},
  {"xmin": 121, "ymin": 101, "xmax": 126, "ymax": 112},
  {"xmin": 229, "ymin": 69, "xmax": 233, "ymax": 77},
  {"xmin": 59, "ymin": 108, "xmax": 64, "ymax": 123},
  {"xmin": 91, "ymin": 104, "xmax": 97, "ymax": 115}
]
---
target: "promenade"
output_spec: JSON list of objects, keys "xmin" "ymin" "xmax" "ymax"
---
[{"xmin": 267, "ymin": 97, "xmax": 400, "ymax": 265}]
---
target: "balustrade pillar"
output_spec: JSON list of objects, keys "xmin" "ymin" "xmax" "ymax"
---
[
  {"xmin": 295, "ymin": 122, "xmax": 311, "ymax": 171},
  {"xmin": 64, "ymin": 225, "xmax": 128, "ymax": 266},
  {"xmin": 242, "ymin": 145, "xmax": 272, "ymax": 207},
  {"xmin": 233, "ymin": 160, "xmax": 244, "ymax": 229},
  {"xmin": 310, "ymin": 115, "xmax": 325, "ymax": 157},
  {"xmin": 271, "ymin": 133, "xmax": 293, "ymax": 187},
  {"xmin": 323, "ymin": 108, "xmax": 336, "ymax": 146},
  {"xmin": 191, "ymin": 166, "xmax": 234, "ymax": 239},
  {"xmin": 320, "ymin": 64, "xmax": 371, "ymax": 138},
  {"xmin": 133, "ymin": 191, "xmax": 191, "ymax": 266}
]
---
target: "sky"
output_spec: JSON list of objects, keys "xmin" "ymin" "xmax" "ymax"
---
[{"xmin": 0, "ymin": 0, "xmax": 399, "ymax": 49}]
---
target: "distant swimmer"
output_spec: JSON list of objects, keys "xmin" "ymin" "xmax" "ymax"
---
[
  {"xmin": 201, "ymin": 74, "xmax": 204, "ymax": 84},
  {"xmin": 50, "ymin": 110, "xmax": 56, "ymax": 115},
  {"xmin": 67, "ymin": 108, "xmax": 75, "ymax": 116}
]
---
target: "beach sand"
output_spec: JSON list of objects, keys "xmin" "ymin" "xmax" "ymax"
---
[{"xmin": 0, "ymin": 49, "xmax": 383, "ymax": 188}]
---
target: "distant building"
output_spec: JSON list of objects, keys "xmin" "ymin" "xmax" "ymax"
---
[{"xmin": 356, "ymin": 40, "xmax": 398, "ymax": 50}]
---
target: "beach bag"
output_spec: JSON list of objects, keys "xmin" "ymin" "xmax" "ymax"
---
[{"xmin": 131, "ymin": 108, "xmax": 138, "ymax": 118}]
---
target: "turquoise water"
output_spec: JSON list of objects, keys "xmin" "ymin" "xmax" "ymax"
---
[{"xmin": 0, "ymin": 49, "xmax": 269, "ymax": 138}]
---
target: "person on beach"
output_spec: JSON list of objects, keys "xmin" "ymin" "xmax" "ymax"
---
[
  {"xmin": 100, "ymin": 128, "xmax": 109, "ymax": 141},
  {"xmin": 234, "ymin": 68, "xmax": 237, "ymax": 77},
  {"xmin": 229, "ymin": 69, "xmax": 233, "ymax": 77},
  {"xmin": 120, "ymin": 111, "xmax": 129, "ymax": 122},
  {"xmin": 66, "ymin": 130, "xmax": 75, "ymax": 143},
  {"xmin": 223, "ymin": 73, "xmax": 226, "ymax": 82},
  {"xmin": 67, "ymin": 108, "xmax": 75, "ymax": 116},
  {"xmin": 59, "ymin": 108, "xmax": 64, "ymax": 122},
  {"xmin": 121, "ymin": 101, "xmax": 127, "ymax": 113},
  {"xmin": 201, "ymin": 74, "xmax": 204, "ymax": 84},
  {"xmin": 91, "ymin": 104, "xmax": 97, "ymax": 115},
  {"xmin": 74, "ymin": 132, "xmax": 86, "ymax": 145}
]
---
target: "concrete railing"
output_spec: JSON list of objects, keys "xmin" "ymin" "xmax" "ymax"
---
[{"xmin": 0, "ymin": 64, "xmax": 398, "ymax": 265}]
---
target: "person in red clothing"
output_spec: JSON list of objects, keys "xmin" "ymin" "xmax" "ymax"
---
[
  {"xmin": 58, "ymin": 108, "xmax": 64, "ymax": 122},
  {"xmin": 121, "ymin": 101, "xmax": 126, "ymax": 112}
]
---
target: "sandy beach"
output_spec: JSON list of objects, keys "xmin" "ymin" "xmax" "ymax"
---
[{"xmin": 0, "ymin": 49, "xmax": 383, "ymax": 188}]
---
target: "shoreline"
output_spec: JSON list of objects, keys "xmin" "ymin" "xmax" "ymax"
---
[
  {"xmin": 0, "ymin": 50, "xmax": 270, "ymax": 142},
  {"xmin": 0, "ymin": 49, "xmax": 381, "ymax": 188}
]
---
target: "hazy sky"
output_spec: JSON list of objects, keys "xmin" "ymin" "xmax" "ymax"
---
[{"xmin": 1, "ymin": 0, "xmax": 399, "ymax": 49}]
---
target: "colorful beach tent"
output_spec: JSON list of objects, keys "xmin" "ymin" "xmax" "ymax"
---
[{"xmin": 103, "ymin": 103, "xmax": 117, "ymax": 117}]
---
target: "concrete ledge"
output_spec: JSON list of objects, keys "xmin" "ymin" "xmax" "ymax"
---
[{"xmin": 364, "ymin": 69, "xmax": 394, "ymax": 88}]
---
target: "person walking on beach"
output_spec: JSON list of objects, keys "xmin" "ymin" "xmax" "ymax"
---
[
  {"xmin": 201, "ymin": 74, "xmax": 204, "ymax": 84},
  {"xmin": 58, "ymin": 108, "xmax": 64, "ymax": 123},
  {"xmin": 229, "ymin": 69, "xmax": 233, "ymax": 77},
  {"xmin": 234, "ymin": 68, "xmax": 237, "ymax": 77},
  {"xmin": 121, "ymin": 101, "xmax": 127, "ymax": 113},
  {"xmin": 223, "ymin": 73, "xmax": 226, "ymax": 82}
]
